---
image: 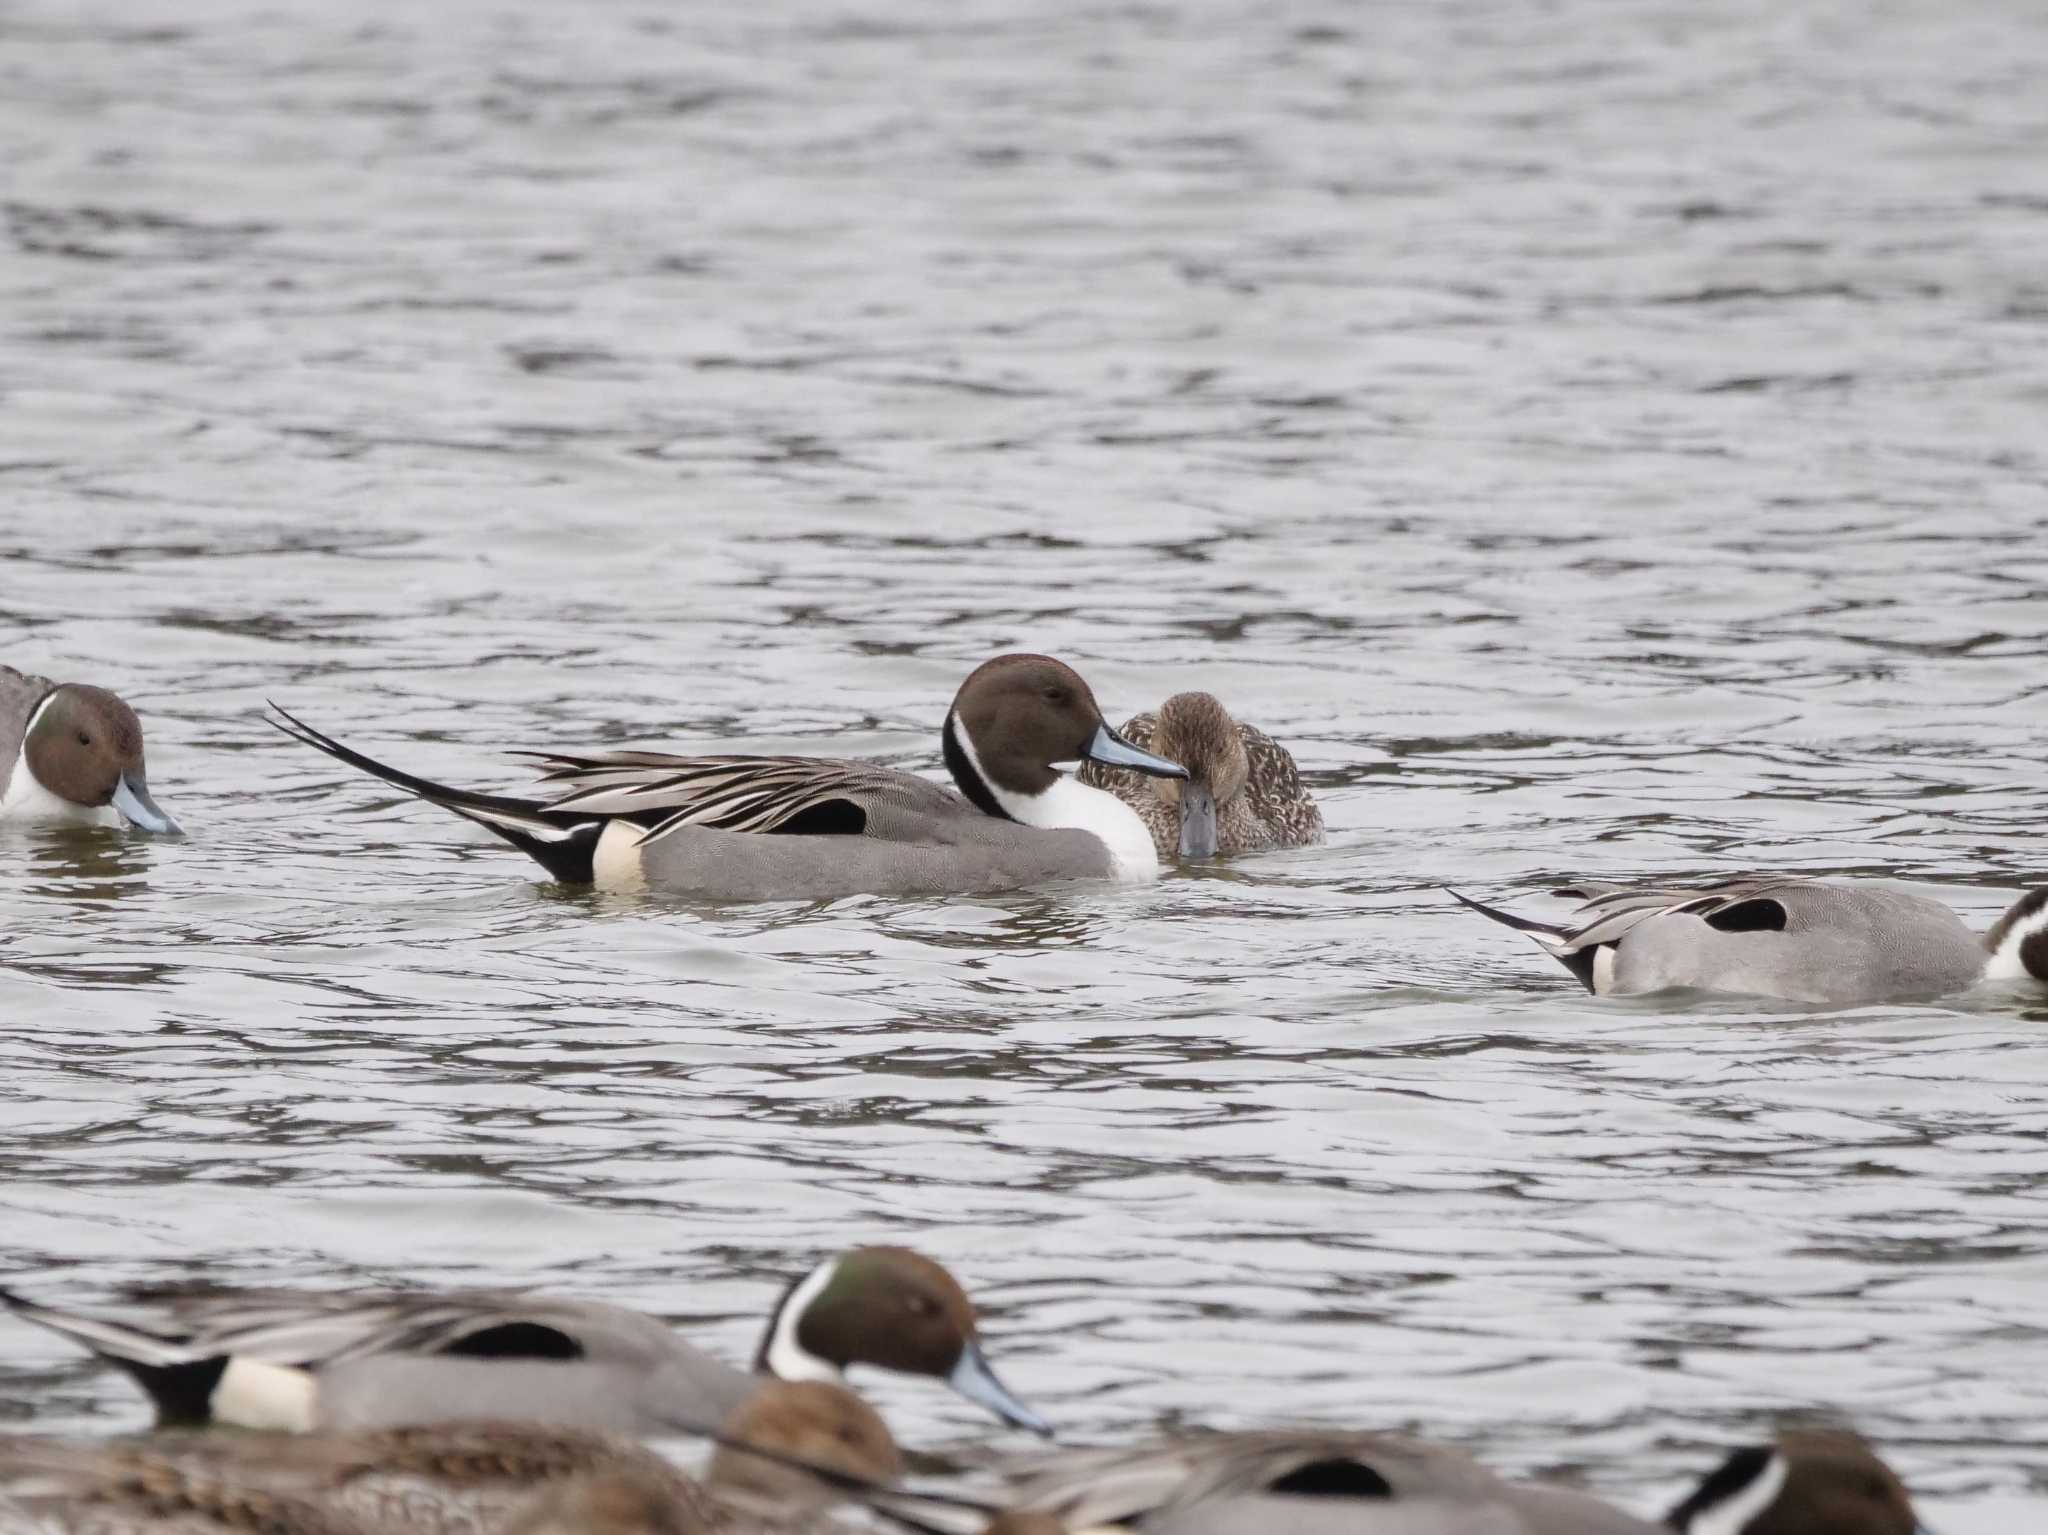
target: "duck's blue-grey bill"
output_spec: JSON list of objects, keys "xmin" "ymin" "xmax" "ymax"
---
[
  {"xmin": 111, "ymin": 774, "xmax": 182, "ymax": 835},
  {"xmin": 948, "ymin": 1341, "xmax": 1052, "ymax": 1437},
  {"xmin": 1083, "ymin": 722, "xmax": 1187, "ymax": 781},
  {"xmin": 1178, "ymin": 782, "xmax": 1218, "ymax": 859}
]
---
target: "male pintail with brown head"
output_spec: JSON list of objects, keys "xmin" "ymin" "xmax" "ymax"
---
[
  {"xmin": 0, "ymin": 1245, "xmax": 1049, "ymax": 1441},
  {"xmin": 267, "ymin": 654, "xmax": 1183, "ymax": 899},
  {"xmin": 1, "ymin": 664, "xmax": 181, "ymax": 833}
]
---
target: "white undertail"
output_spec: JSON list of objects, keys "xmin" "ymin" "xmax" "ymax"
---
[
  {"xmin": 592, "ymin": 821, "xmax": 649, "ymax": 892},
  {"xmin": 212, "ymin": 1356, "xmax": 319, "ymax": 1431}
]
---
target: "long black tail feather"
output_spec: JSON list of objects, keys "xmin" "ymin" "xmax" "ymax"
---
[
  {"xmin": 1443, "ymin": 886, "xmax": 1567, "ymax": 940},
  {"xmin": 266, "ymin": 703, "xmax": 601, "ymax": 884},
  {"xmin": 1443, "ymin": 887, "xmax": 1599, "ymax": 993}
]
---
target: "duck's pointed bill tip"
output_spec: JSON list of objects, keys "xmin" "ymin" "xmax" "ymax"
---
[
  {"xmin": 948, "ymin": 1342, "xmax": 1052, "ymax": 1437},
  {"xmin": 112, "ymin": 774, "xmax": 182, "ymax": 836},
  {"xmin": 1177, "ymin": 783, "xmax": 1218, "ymax": 858},
  {"xmin": 1083, "ymin": 722, "xmax": 1185, "ymax": 781}
]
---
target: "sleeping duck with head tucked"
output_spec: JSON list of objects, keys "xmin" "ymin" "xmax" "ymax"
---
[{"xmin": 268, "ymin": 653, "xmax": 1186, "ymax": 901}]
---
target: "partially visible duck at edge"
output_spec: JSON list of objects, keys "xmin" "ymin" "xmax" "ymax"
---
[
  {"xmin": 0, "ymin": 663, "xmax": 181, "ymax": 833},
  {"xmin": 0, "ymin": 1381, "xmax": 903, "ymax": 1535},
  {"xmin": 1451, "ymin": 876, "xmax": 2048, "ymax": 1006},
  {"xmin": 1076, "ymin": 691, "xmax": 1321, "ymax": 860},
  {"xmin": 267, "ymin": 653, "xmax": 1185, "ymax": 900},
  {"xmin": 997, "ymin": 1425, "xmax": 1927, "ymax": 1535},
  {"xmin": 0, "ymin": 1245, "xmax": 1050, "ymax": 1440}
]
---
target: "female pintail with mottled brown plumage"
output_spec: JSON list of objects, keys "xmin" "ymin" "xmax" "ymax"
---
[
  {"xmin": 266, "ymin": 654, "xmax": 1185, "ymax": 900},
  {"xmin": 995, "ymin": 1426, "xmax": 1928, "ymax": 1535},
  {"xmin": 1450, "ymin": 877, "xmax": 2048, "ymax": 1006},
  {"xmin": 0, "ymin": 1246, "xmax": 1050, "ymax": 1442},
  {"xmin": 0, "ymin": 1381, "xmax": 903, "ymax": 1535},
  {"xmin": 0, "ymin": 664, "xmax": 181, "ymax": 833},
  {"xmin": 1075, "ymin": 692, "xmax": 1321, "ymax": 861}
]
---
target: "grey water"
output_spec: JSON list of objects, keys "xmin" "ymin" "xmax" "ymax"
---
[{"xmin": 2, "ymin": 0, "xmax": 2047, "ymax": 1527}]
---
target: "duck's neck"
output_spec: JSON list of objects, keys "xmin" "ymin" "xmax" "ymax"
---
[
  {"xmin": 755, "ymin": 1258, "xmax": 844, "ymax": 1382},
  {"xmin": 945, "ymin": 717, "xmax": 1159, "ymax": 880},
  {"xmin": 1674, "ymin": 1448, "xmax": 1788, "ymax": 1535},
  {"xmin": 0, "ymin": 739, "xmax": 115, "ymax": 826},
  {"xmin": 942, "ymin": 710, "xmax": 1010, "ymax": 821},
  {"xmin": 1983, "ymin": 889, "xmax": 2048, "ymax": 982}
]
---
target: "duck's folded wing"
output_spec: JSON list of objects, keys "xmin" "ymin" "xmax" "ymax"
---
[
  {"xmin": 1004, "ymin": 1432, "xmax": 1505, "ymax": 1528},
  {"xmin": 107, "ymin": 1286, "xmax": 611, "ymax": 1369},
  {"xmin": 1237, "ymin": 723, "xmax": 1310, "ymax": 797},
  {"xmin": 0, "ymin": 665, "xmax": 54, "ymax": 765},
  {"xmin": 1554, "ymin": 876, "xmax": 1817, "ymax": 950},
  {"xmin": 515, "ymin": 752, "xmax": 967, "ymax": 842},
  {"xmin": 1237, "ymin": 721, "xmax": 1322, "ymax": 836},
  {"xmin": 1002, "ymin": 1439, "xmax": 1214, "ymax": 1526}
]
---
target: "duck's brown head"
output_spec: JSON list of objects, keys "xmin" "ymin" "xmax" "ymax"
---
[
  {"xmin": 756, "ymin": 1246, "xmax": 1051, "ymax": 1437},
  {"xmin": 24, "ymin": 683, "xmax": 181, "ymax": 833},
  {"xmin": 1144, "ymin": 693, "xmax": 1247, "ymax": 858},
  {"xmin": 943, "ymin": 655, "xmax": 1184, "ymax": 817},
  {"xmin": 1668, "ymin": 1429, "xmax": 1921, "ymax": 1535}
]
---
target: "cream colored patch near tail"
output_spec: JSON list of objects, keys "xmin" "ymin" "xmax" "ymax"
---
[
  {"xmin": 593, "ymin": 821, "xmax": 649, "ymax": 892},
  {"xmin": 212, "ymin": 1356, "xmax": 318, "ymax": 1431},
  {"xmin": 1592, "ymin": 944, "xmax": 1618, "ymax": 994}
]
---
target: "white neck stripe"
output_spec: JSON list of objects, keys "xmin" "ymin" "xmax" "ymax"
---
[
  {"xmin": 946, "ymin": 715, "xmax": 1010, "ymax": 820},
  {"xmin": 948, "ymin": 717, "xmax": 1160, "ymax": 882},
  {"xmin": 763, "ymin": 1258, "xmax": 843, "ymax": 1383},
  {"xmin": 1688, "ymin": 1452, "xmax": 1787, "ymax": 1535},
  {"xmin": 1985, "ymin": 900, "xmax": 2048, "ymax": 981},
  {"xmin": 2, "ymin": 696, "xmax": 118, "ymax": 827}
]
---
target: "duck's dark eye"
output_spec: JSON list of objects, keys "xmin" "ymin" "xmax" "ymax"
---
[
  {"xmin": 906, "ymin": 1295, "xmax": 938, "ymax": 1318},
  {"xmin": 76, "ymin": 732, "xmax": 91, "ymax": 746},
  {"xmin": 1042, "ymin": 687, "xmax": 1068, "ymax": 704}
]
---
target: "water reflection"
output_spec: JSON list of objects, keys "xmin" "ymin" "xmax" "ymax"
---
[{"xmin": 8, "ymin": 828, "xmax": 157, "ymax": 907}]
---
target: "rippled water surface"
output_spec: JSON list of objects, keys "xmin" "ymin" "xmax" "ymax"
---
[{"xmin": 3, "ymin": 0, "xmax": 2048, "ymax": 1527}]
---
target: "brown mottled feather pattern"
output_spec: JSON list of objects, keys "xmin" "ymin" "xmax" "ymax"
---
[
  {"xmin": 1079, "ymin": 708, "xmax": 1322, "ymax": 861},
  {"xmin": 0, "ymin": 1440, "xmax": 371, "ymax": 1535},
  {"xmin": 0, "ymin": 1424, "xmax": 756, "ymax": 1535}
]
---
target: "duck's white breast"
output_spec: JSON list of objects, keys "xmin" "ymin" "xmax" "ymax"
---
[
  {"xmin": 0, "ymin": 744, "xmax": 119, "ymax": 827},
  {"xmin": 1003, "ymin": 776, "xmax": 1161, "ymax": 882}
]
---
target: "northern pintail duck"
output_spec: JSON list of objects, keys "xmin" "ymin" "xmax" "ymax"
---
[
  {"xmin": 1451, "ymin": 877, "xmax": 2048, "ymax": 1005},
  {"xmin": 268, "ymin": 655, "xmax": 1185, "ymax": 900},
  {"xmin": 0, "ymin": 1246, "xmax": 1048, "ymax": 1440},
  {"xmin": 1074, "ymin": 693, "xmax": 1320, "ymax": 860},
  {"xmin": 0, "ymin": 664, "xmax": 181, "ymax": 833},
  {"xmin": 996, "ymin": 1427, "xmax": 1926, "ymax": 1535},
  {"xmin": 0, "ymin": 1382, "xmax": 901, "ymax": 1535}
]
